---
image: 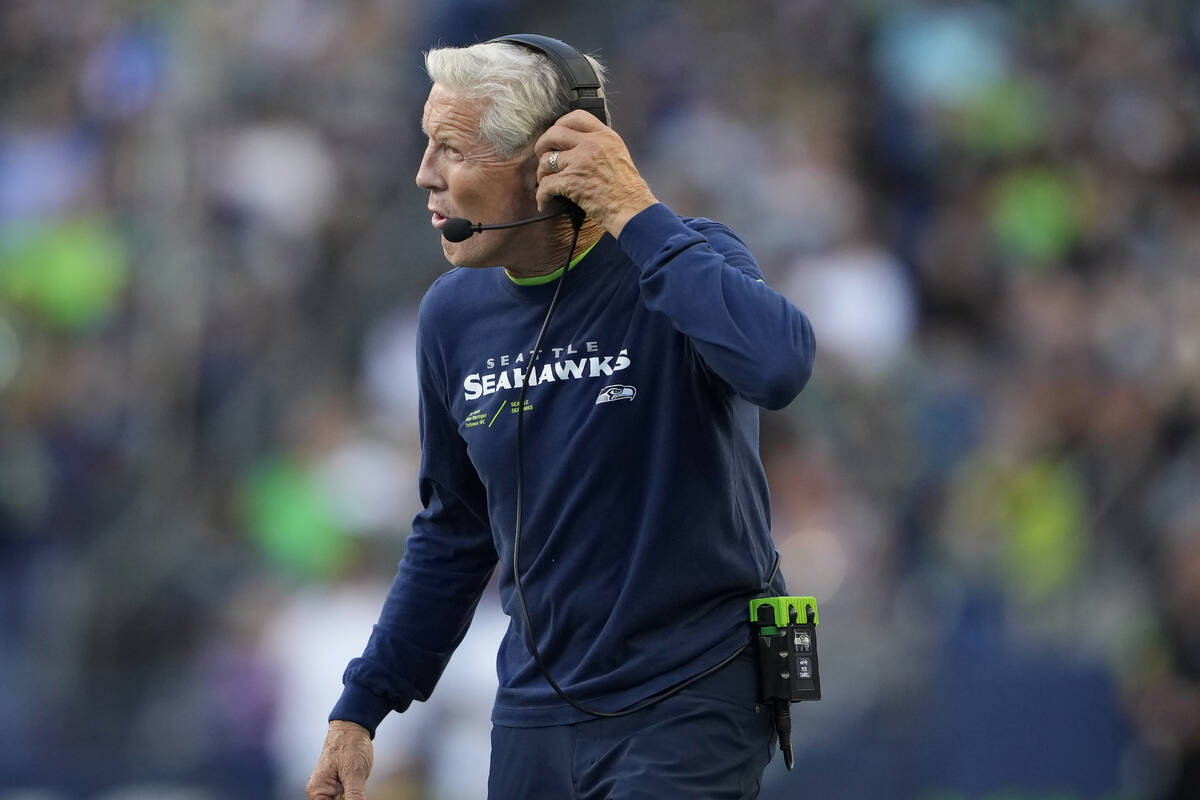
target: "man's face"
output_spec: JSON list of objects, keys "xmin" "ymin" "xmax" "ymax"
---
[{"xmin": 416, "ymin": 83, "xmax": 539, "ymax": 267}]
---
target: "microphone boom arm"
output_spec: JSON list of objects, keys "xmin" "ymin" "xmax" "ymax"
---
[{"xmin": 442, "ymin": 209, "xmax": 565, "ymax": 242}]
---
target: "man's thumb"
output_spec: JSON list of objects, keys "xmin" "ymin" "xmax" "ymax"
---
[
  {"xmin": 339, "ymin": 762, "xmax": 369, "ymax": 800},
  {"xmin": 340, "ymin": 776, "xmax": 367, "ymax": 800}
]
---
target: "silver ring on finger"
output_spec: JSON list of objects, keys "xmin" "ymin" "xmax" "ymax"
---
[{"xmin": 548, "ymin": 150, "xmax": 560, "ymax": 173}]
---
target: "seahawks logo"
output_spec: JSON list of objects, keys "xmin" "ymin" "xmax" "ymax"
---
[{"xmin": 595, "ymin": 384, "xmax": 636, "ymax": 405}]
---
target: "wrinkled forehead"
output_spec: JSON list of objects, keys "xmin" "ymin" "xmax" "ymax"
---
[{"xmin": 421, "ymin": 83, "xmax": 485, "ymax": 138}]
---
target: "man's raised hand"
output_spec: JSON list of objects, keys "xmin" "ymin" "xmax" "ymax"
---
[{"xmin": 534, "ymin": 109, "xmax": 657, "ymax": 238}]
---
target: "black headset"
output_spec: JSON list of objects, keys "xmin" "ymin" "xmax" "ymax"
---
[{"xmin": 488, "ymin": 34, "xmax": 609, "ymax": 126}]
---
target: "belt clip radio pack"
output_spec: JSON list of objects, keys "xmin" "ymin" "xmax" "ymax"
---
[{"xmin": 750, "ymin": 595, "xmax": 821, "ymax": 771}]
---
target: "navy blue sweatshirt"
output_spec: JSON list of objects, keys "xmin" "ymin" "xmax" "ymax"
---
[{"xmin": 331, "ymin": 202, "xmax": 815, "ymax": 732}]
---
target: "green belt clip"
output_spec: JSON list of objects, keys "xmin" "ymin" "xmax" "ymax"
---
[
  {"xmin": 750, "ymin": 596, "xmax": 821, "ymax": 771},
  {"xmin": 749, "ymin": 596, "xmax": 821, "ymax": 703}
]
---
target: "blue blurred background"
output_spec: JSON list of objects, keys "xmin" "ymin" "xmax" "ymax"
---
[{"xmin": 2, "ymin": 1, "xmax": 1199, "ymax": 798}]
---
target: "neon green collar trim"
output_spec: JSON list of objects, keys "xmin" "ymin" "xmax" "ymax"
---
[{"xmin": 505, "ymin": 240, "xmax": 599, "ymax": 286}]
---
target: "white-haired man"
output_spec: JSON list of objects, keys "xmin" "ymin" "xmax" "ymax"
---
[{"xmin": 308, "ymin": 35, "xmax": 815, "ymax": 800}]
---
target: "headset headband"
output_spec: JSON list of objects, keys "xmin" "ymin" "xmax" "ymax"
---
[{"xmin": 488, "ymin": 33, "xmax": 609, "ymax": 126}]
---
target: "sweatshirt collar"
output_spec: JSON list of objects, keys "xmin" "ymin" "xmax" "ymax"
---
[
  {"xmin": 495, "ymin": 235, "xmax": 613, "ymax": 302},
  {"xmin": 503, "ymin": 239, "xmax": 600, "ymax": 286}
]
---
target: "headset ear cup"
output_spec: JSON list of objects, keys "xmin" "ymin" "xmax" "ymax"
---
[{"xmin": 570, "ymin": 90, "xmax": 610, "ymax": 126}]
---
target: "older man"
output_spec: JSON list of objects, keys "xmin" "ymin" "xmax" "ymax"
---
[{"xmin": 308, "ymin": 36, "xmax": 814, "ymax": 799}]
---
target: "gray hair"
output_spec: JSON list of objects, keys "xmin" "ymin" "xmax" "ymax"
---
[{"xmin": 424, "ymin": 41, "xmax": 607, "ymax": 159}]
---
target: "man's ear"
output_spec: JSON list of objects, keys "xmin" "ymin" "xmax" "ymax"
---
[{"xmin": 520, "ymin": 150, "xmax": 540, "ymax": 193}]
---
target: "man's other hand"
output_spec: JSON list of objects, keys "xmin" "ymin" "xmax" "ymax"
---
[
  {"xmin": 534, "ymin": 109, "xmax": 658, "ymax": 239},
  {"xmin": 307, "ymin": 720, "xmax": 374, "ymax": 800}
]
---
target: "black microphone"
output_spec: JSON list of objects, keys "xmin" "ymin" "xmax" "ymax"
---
[
  {"xmin": 442, "ymin": 210, "xmax": 563, "ymax": 242},
  {"xmin": 441, "ymin": 200, "xmax": 587, "ymax": 242}
]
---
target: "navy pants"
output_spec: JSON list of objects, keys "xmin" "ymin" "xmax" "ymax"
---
[{"xmin": 487, "ymin": 649, "xmax": 776, "ymax": 799}]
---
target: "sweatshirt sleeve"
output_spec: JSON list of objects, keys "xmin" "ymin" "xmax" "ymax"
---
[
  {"xmin": 618, "ymin": 202, "xmax": 815, "ymax": 410},
  {"xmin": 329, "ymin": 320, "xmax": 498, "ymax": 738}
]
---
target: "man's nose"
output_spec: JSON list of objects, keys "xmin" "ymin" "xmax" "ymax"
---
[{"xmin": 415, "ymin": 144, "xmax": 444, "ymax": 191}]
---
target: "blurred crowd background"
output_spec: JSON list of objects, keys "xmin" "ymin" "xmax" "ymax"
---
[{"xmin": 2, "ymin": 0, "xmax": 1199, "ymax": 798}]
